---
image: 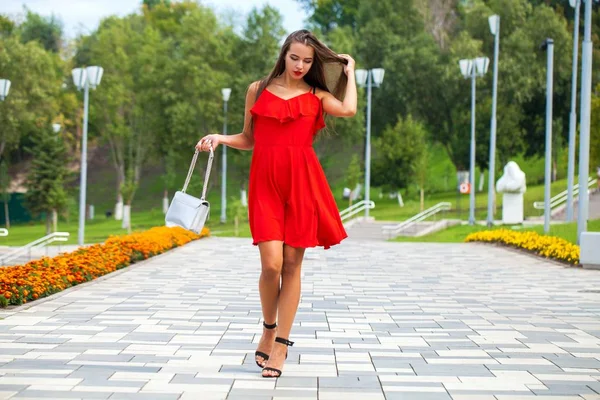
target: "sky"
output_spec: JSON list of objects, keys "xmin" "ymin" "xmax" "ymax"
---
[{"xmin": 0, "ymin": 0, "xmax": 309, "ymax": 38}]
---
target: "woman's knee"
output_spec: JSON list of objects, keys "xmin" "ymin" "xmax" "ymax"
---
[
  {"xmin": 282, "ymin": 257, "xmax": 301, "ymax": 276},
  {"xmin": 261, "ymin": 259, "xmax": 282, "ymax": 279}
]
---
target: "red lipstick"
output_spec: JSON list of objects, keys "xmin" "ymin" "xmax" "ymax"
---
[{"xmin": 293, "ymin": 71, "xmax": 302, "ymax": 76}]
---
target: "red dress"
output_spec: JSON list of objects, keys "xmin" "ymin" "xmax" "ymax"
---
[{"xmin": 248, "ymin": 87, "xmax": 348, "ymax": 249}]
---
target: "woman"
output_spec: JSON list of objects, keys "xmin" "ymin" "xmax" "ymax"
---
[{"xmin": 196, "ymin": 29, "xmax": 357, "ymax": 378}]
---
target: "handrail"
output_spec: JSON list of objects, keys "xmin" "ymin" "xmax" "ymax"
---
[
  {"xmin": 0, "ymin": 229, "xmax": 7, "ymax": 237},
  {"xmin": 339, "ymin": 200, "xmax": 375, "ymax": 221},
  {"xmin": 533, "ymin": 177, "xmax": 596, "ymax": 210},
  {"xmin": 0, "ymin": 232, "xmax": 70, "ymax": 266},
  {"xmin": 382, "ymin": 202, "xmax": 451, "ymax": 237}
]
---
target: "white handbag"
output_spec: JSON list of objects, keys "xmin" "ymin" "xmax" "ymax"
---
[{"xmin": 165, "ymin": 147, "xmax": 214, "ymax": 234}]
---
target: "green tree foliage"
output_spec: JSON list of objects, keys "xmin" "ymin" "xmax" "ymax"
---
[
  {"xmin": 18, "ymin": 9, "xmax": 63, "ymax": 53},
  {"xmin": 0, "ymin": 37, "xmax": 62, "ymax": 161},
  {"xmin": 372, "ymin": 115, "xmax": 427, "ymax": 191},
  {"xmin": 24, "ymin": 129, "xmax": 70, "ymax": 234},
  {"xmin": 345, "ymin": 154, "xmax": 363, "ymax": 206}
]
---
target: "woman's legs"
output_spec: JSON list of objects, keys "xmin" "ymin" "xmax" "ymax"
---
[
  {"xmin": 255, "ymin": 241, "xmax": 284, "ymax": 367},
  {"xmin": 262, "ymin": 244, "xmax": 305, "ymax": 377}
]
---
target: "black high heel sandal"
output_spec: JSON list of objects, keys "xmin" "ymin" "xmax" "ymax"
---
[
  {"xmin": 255, "ymin": 321, "xmax": 277, "ymax": 368},
  {"xmin": 262, "ymin": 337, "xmax": 294, "ymax": 378}
]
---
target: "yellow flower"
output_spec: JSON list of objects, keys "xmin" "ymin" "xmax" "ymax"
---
[{"xmin": 465, "ymin": 229, "xmax": 579, "ymax": 265}]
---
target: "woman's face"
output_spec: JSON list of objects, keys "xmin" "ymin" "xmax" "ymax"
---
[{"xmin": 285, "ymin": 41, "xmax": 314, "ymax": 80}]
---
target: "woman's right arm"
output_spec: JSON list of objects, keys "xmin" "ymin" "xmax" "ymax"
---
[{"xmin": 196, "ymin": 81, "xmax": 259, "ymax": 152}]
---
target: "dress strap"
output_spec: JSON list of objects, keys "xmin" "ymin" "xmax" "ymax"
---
[{"xmin": 312, "ymin": 86, "xmax": 316, "ymax": 94}]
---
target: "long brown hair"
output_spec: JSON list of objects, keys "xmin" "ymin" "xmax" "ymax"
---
[{"xmin": 255, "ymin": 30, "xmax": 348, "ymax": 103}]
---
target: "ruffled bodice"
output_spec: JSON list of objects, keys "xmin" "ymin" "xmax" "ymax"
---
[{"xmin": 250, "ymin": 90, "xmax": 325, "ymax": 147}]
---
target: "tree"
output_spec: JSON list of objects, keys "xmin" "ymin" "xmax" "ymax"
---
[
  {"xmin": 0, "ymin": 36, "xmax": 63, "ymax": 161},
  {"xmin": 295, "ymin": 0, "xmax": 361, "ymax": 34},
  {"xmin": 372, "ymin": 115, "xmax": 427, "ymax": 192},
  {"xmin": 18, "ymin": 9, "xmax": 63, "ymax": 53},
  {"xmin": 345, "ymin": 154, "xmax": 362, "ymax": 206},
  {"xmin": 24, "ymin": 129, "xmax": 70, "ymax": 234},
  {"xmin": 0, "ymin": 15, "xmax": 15, "ymax": 38}
]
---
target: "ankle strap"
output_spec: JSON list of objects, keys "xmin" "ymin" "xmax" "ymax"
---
[
  {"xmin": 275, "ymin": 337, "xmax": 294, "ymax": 346},
  {"xmin": 263, "ymin": 321, "xmax": 277, "ymax": 330}
]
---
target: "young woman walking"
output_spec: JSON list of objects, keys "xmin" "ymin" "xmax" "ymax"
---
[{"xmin": 196, "ymin": 29, "xmax": 357, "ymax": 378}]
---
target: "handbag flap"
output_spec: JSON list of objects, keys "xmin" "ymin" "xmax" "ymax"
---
[{"xmin": 172, "ymin": 191, "xmax": 208, "ymax": 208}]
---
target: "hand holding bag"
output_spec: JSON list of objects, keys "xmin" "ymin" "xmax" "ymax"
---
[{"xmin": 165, "ymin": 147, "xmax": 214, "ymax": 234}]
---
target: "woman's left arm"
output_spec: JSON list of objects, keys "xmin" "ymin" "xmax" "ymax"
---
[{"xmin": 321, "ymin": 54, "xmax": 357, "ymax": 118}]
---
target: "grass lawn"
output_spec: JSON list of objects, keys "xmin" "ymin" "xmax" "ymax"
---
[
  {"xmin": 0, "ymin": 209, "xmax": 252, "ymax": 247},
  {"xmin": 393, "ymin": 219, "xmax": 600, "ymax": 244},
  {"xmin": 0, "ymin": 178, "xmax": 586, "ymax": 247},
  {"xmin": 351, "ymin": 177, "xmax": 572, "ymax": 222}
]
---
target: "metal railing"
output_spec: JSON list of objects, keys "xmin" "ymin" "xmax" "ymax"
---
[
  {"xmin": 533, "ymin": 177, "xmax": 597, "ymax": 210},
  {"xmin": 0, "ymin": 229, "xmax": 7, "ymax": 237},
  {"xmin": 381, "ymin": 202, "xmax": 452, "ymax": 238},
  {"xmin": 0, "ymin": 232, "xmax": 70, "ymax": 266},
  {"xmin": 339, "ymin": 200, "xmax": 375, "ymax": 222}
]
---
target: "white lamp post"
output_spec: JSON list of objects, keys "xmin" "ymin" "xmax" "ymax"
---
[
  {"xmin": 72, "ymin": 66, "xmax": 103, "ymax": 246},
  {"xmin": 487, "ymin": 15, "xmax": 500, "ymax": 227},
  {"xmin": 577, "ymin": 0, "xmax": 598, "ymax": 242},
  {"xmin": 220, "ymin": 88, "xmax": 231, "ymax": 224},
  {"xmin": 541, "ymin": 39, "xmax": 554, "ymax": 234},
  {"xmin": 459, "ymin": 56, "xmax": 489, "ymax": 225},
  {"xmin": 566, "ymin": 0, "xmax": 581, "ymax": 222},
  {"xmin": 0, "ymin": 79, "xmax": 11, "ymax": 101},
  {"xmin": 355, "ymin": 68, "xmax": 385, "ymax": 218}
]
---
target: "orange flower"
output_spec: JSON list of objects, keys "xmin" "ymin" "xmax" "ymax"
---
[{"xmin": 0, "ymin": 226, "xmax": 209, "ymax": 307}]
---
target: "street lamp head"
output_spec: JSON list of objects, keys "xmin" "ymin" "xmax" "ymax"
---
[
  {"xmin": 222, "ymin": 88, "xmax": 232, "ymax": 102},
  {"xmin": 488, "ymin": 15, "xmax": 500, "ymax": 36},
  {"xmin": 371, "ymin": 68, "xmax": 385, "ymax": 86},
  {"xmin": 540, "ymin": 38, "xmax": 554, "ymax": 51},
  {"xmin": 72, "ymin": 68, "xmax": 87, "ymax": 91},
  {"xmin": 52, "ymin": 123, "xmax": 61, "ymax": 133},
  {"xmin": 0, "ymin": 79, "xmax": 11, "ymax": 100},
  {"xmin": 86, "ymin": 66, "xmax": 103, "ymax": 89},
  {"xmin": 355, "ymin": 69, "xmax": 368, "ymax": 88},
  {"xmin": 459, "ymin": 59, "xmax": 473, "ymax": 78},
  {"xmin": 475, "ymin": 57, "xmax": 490, "ymax": 76}
]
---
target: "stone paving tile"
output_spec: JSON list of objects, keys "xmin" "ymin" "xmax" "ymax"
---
[{"xmin": 2, "ymin": 237, "xmax": 600, "ymax": 399}]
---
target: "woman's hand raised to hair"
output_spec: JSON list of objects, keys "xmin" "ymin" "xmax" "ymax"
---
[
  {"xmin": 338, "ymin": 54, "xmax": 355, "ymax": 76},
  {"xmin": 196, "ymin": 134, "xmax": 221, "ymax": 152}
]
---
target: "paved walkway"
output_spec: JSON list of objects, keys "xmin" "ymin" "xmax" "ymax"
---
[{"xmin": 1, "ymin": 237, "xmax": 600, "ymax": 400}]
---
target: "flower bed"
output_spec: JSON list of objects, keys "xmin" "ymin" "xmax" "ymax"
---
[
  {"xmin": 465, "ymin": 229, "xmax": 579, "ymax": 265},
  {"xmin": 0, "ymin": 226, "xmax": 209, "ymax": 307}
]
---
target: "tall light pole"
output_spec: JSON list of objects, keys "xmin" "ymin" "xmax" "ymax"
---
[
  {"xmin": 355, "ymin": 68, "xmax": 385, "ymax": 218},
  {"xmin": 220, "ymin": 88, "xmax": 231, "ymax": 224},
  {"xmin": 566, "ymin": 0, "xmax": 581, "ymax": 222},
  {"xmin": 541, "ymin": 38, "xmax": 554, "ymax": 234},
  {"xmin": 487, "ymin": 15, "xmax": 500, "ymax": 227},
  {"xmin": 459, "ymin": 57, "xmax": 489, "ymax": 225},
  {"xmin": 72, "ymin": 66, "xmax": 103, "ymax": 246},
  {"xmin": 577, "ymin": 0, "xmax": 597, "ymax": 243},
  {"xmin": 0, "ymin": 79, "xmax": 11, "ymax": 101}
]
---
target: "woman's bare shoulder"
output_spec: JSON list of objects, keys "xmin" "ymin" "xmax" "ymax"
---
[
  {"xmin": 248, "ymin": 81, "xmax": 261, "ymax": 94},
  {"xmin": 314, "ymin": 87, "xmax": 333, "ymax": 101}
]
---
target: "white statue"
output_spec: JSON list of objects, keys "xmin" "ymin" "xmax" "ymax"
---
[
  {"xmin": 496, "ymin": 161, "xmax": 527, "ymax": 194},
  {"xmin": 496, "ymin": 161, "xmax": 527, "ymax": 224}
]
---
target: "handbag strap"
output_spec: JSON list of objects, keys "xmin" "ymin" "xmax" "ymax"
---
[{"xmin": 182, "ymin": 146, "xmax": 214, "ymax": 201}]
